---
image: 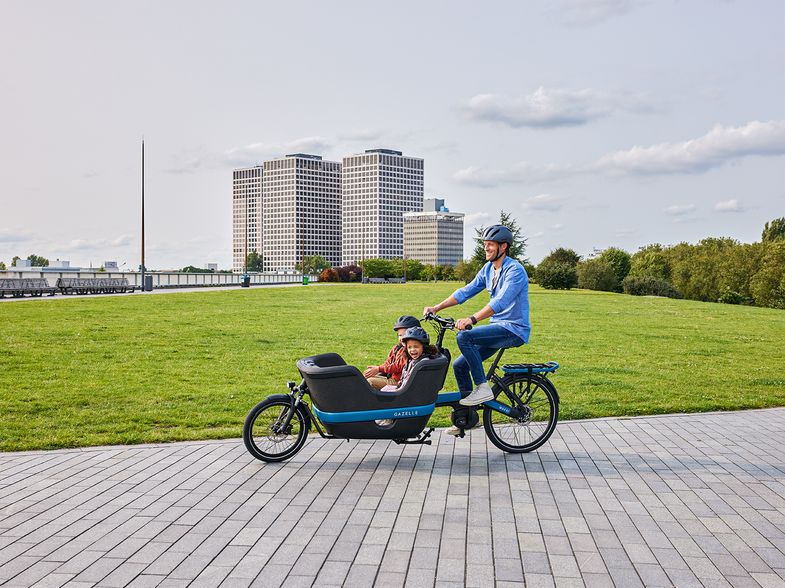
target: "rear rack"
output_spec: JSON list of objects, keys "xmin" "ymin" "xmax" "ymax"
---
[{"xmin": 502, "ymin": 361, "xmax": 559, "ymax": 375}]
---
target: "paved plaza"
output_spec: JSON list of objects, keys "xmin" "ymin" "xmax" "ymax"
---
[{"xmin": 2, "ymin": 409, "xmax": 785, "ymax": 587}]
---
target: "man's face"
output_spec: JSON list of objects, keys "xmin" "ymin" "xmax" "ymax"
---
[
  {"xmin": 396, "ymin": 328, "xmax": 408, "ymax": 341},
  {"xmin": 484, "ymin": 240, "xmax": 500, "ymax": 260},
  {"xmin": 406, "ymin": 340, "xmax": 424, "ymax": 360}
]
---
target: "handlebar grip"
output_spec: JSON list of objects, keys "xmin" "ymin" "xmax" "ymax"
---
[{"xmin": 465, "ymin": 324, "xmax": 472, "ymax": 330}]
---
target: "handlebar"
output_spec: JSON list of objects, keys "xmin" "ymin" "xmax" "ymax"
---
[{"xmin": 423, "ymin": 312, "xmax": 472, "ymax": 330}]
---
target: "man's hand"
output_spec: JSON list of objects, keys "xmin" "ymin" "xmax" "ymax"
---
[
  {"xmin": 423, "ymin": 306, "xmax": 438, "ymax": 317},
  {"xmin": 455, "ymin": 318, "xmax": 474, "ymax": 330},
  {"xmin": 363, "ymin": 366, "xmax": 380, "ymax": 378}
]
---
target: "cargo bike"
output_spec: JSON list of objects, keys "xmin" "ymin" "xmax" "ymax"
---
[{"xmin": 243, "ymin": 313, "xmax": 560, "ymax": 462}]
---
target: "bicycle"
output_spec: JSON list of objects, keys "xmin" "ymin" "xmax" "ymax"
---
[{"xmin": 243, "ymin": 313, "xmax": 559, "ymax": 462}]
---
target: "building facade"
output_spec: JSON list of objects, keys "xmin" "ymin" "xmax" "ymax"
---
[
  {"xmin": 232, "ymin": 166, "xmax": 263, "ymax": 273},
  {"xmin": 403, "ymin": 205, "xmax": 465, "ymax": 266},
  {"xmin": 262, "ymin": 154, "xmax": 342, "ymax": 272},
  {"xmin": 341, "ymin": 149, "xmax": 424, "ymax": 266}
]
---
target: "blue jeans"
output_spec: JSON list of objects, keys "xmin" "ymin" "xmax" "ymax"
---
[{"xmin": 453, "ymin": 324, "xmax": 525, "ymax": 392}]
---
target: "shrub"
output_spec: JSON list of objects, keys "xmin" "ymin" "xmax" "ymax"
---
[
  {"xmin": 318, "ymin": 267, "xmax": 339, "ymax": 282},
  {"xmin": 718, "ymin": 288, "xmax": 746, "ymax": 305},
  {"xmin": 335, "ymin": 264, "xmax": 361, "ymax": 282},
  {"xmin": 536, "ymin": 260, "xmax": 578, "ymax": 290},
  {"xmin": 523, "ymin": 262, "xmax": 536, "ymax": 282},
  {"xmin": 577, "ymin": 260, "xmax": 618, "ymax": 292},
  {"xmin": 622, "ymin": 276, "xmax": 682, "ymax": 298}
]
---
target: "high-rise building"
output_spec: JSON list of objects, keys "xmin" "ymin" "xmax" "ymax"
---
[
  {"xmin": 232, "ymin": 166, "xmax": 263, "ymax": 273},
  {"xmin": 403, "ymin": 200, "xmax": 464, "ymax": 266},
  {"xmin": 262, "ymin": 154, "xmax": 342, "ymax": 272},
  {"xmin": 342, "ymin": 149, "xmax": 424, "ymax": 265}
]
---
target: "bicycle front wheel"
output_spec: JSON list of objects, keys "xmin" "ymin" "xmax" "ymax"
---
[
  {"xmin": 243, "ymin": 396, "xmax": 309, "ymax": 462},
  {"xmin": 484, "ymin": 374, "xmax": 559, "ymax": 453}
]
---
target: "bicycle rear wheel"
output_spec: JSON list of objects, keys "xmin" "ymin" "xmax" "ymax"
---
[{"xmin": 484, "ymin": 373, "xmax": 558, "ymax": 453}]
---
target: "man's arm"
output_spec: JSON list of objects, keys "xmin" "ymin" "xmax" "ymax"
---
[
  {"xmin": 423, "ymin": 294, "xmax": 459, "ymax": 318},
  {"xmin": 456, "ymin": 304, "xmax": 495, "ymax": 330}
]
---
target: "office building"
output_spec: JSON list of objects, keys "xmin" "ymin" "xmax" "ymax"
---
[
  {"xmin": 262, "ymin": 154, "xmax": 342, "ymax": 272},
  {"xmin": 403, "ymin": 201, "xmax": 464, "ymax": 266},
  {"xmin": 232, "ymin": 166, "xmax": 263, "ymax": 273},
  {"xmin": 342, "ymin": 149, "xmax": 424, "ymax": 265}
]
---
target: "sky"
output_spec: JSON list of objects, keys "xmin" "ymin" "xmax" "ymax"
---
[{"xmin": 1, "ymin": 0, "xmax": 783, "ymax": 269}]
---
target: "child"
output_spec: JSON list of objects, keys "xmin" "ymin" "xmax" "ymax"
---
[
  {"xmin": 377, "ymin": 326, "xmax": 439, "ymax": 426},
  {"xmin": 364, "ymin": 315, "xmax": 421, "ymax": 390}
]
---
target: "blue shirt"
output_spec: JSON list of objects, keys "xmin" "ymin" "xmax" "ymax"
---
[{"xmin": 452, "ymin": 256, "xmax": 531, "ymax": 343}]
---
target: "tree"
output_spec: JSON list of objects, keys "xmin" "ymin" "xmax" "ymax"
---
[
  {"xmin": 750, "ymin": 241, "xmax": 785, "ymax": 309},
  {"xmin": 536, "ymin": 261, "xmax": 577, "ymax": 290},
  {"xmin": 629, "ymin": 244, "xmax": 671, "ymax": 281},
  {"xmin": 245, "ymin": 251, "xmax": 263, "ymax": 272},
  {"xmin": 577, "ymin": 259, "xmax": 618, "ymax": 292},
  {"xmin": 297, "ymin": 255, "xmax": 330, "ymax": 274},
  {"xmin": 542, "ymin": 248, "xmax": 580, "ymax": 267},
  {"xmin": 27, "ymin": 254, "xmax": 49, "ymax": 267},
  {"xmin": 454, "ymin": 259, "xmax": 481, "ymax": 283},
  {"xmin": 362, "ymin": 258, "xmax": 395, "ymax": 279},
  {"xmin": 181, "ymin": 265, "xmax": 213, "ymax": 273},
  {"xmin": 0, "ymin": 261, "xmax": 5, "ymax": 270},
  {"xmin": 472, "ymin": 210, "xmax": 528, "ymax": 264},
  {"xmin": 762, "ymin": 217, "xmax": 785, "ymax": 243},
  {"xmin": 597, "ymin": 247, "xmax": 631, "ymax": 290},
  {"xmin": 11, "ymin": 256, "xmax": 20, "ymax": 267}
]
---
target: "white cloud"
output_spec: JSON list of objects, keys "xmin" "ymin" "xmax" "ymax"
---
[
  {"xmin": 58, "ymin": 234, "xmax": 135, "ymax": 252},
  {"xmin": 463, "ymin": 87, "xmax": 651, "ymax": 129},
  {"xmin": 0, "ymin": 228, "xmax": 36, "ymax": 243},
  {"xmin": 167, "ymin": 136, "xmax": 333, "ymax": 173},
  {"xmin": 550, "ymin": 223, "xmax": 564, "ymax": 231},
  {"xmin": 715, "ymin": 199, "xmax": 745, "ymax": 213},
  {"xmin": 338, "ymin": 129, "xmax": 384, "ymax": 142},
  {"xmin": 664, "ymin": 204, "xmax": 696, "ymax": 217},
  {"xmin": 453, "ymin": 162, "xmax": 568, "ymax": 187},
  {"xmin": 523, "ymin": 193, "xmax": 566, "ymax": 211},
  {"xmin": 454, "ymin": 120, "xmax": 785, "ymax": 187},
  {"xmin": 551, "ymin": 0, "xmax": 642, "ymax": 26},
  {"xmin": 595, "ymin": 120, "xmax": 785, "ymax": 175},
  {"xmin": 463, "ymin": 212, "xmax": 491, "ymax": 226}
]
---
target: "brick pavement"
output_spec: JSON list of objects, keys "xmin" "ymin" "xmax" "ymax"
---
[{"xmin": 2, "ymin": 408, "xmax": 785, "ymax": 587}]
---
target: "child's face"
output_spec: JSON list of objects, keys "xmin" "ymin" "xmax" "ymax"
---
[
  {"xmin": 406, "ymin": 340, "xmax": 424, "ymax": 360},
  {"xmin": 396, "ymin": 328, "xmax": 408, "ymax": 341}
]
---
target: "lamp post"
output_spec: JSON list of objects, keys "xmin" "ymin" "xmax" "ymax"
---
[
  {"xmin": 141, "ymin": 139, "xmax": 146, "ymax": 291},
  {"xmin": 244, "ymin": 186, "xmax": 248, "ymax": 275}
]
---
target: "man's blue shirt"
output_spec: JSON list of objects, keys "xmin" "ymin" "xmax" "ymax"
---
[{"xmin": 452, "ymin": 256, "xmax": 531, "ymax": 343}]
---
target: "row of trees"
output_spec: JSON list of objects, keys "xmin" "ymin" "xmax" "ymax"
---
[
  {"xmin": 533, "ymin": 217, "xmax": 785, "ymax": 310},
  {"xmin": 0, "ymin": 254, "xmax": 50, "ymax": 270}
]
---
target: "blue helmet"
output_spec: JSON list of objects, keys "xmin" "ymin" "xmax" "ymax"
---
[
  {"xmin": 393, "ymin": 315, "xmax": 421, "ymax": 331},
  {"xmin": 401, "ymin": 326, "xmax": 430, "ymax": 346},
  {"xmin": 482, "ymin": 225, "xmax": 513, "ymax": 247}
]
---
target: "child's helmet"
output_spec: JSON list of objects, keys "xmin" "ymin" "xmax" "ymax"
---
[
  {"xmin": 393, "ymin": 315, "xmax": 421, "ymax": 331},
  {"xmin": 401, "ymin": 326, "xmax": 430, "ymax": 346}
]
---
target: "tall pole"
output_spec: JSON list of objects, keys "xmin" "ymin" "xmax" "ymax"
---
[
  {"xmin": 244, "ymin": 187, "xmax": 248, "ymax": 274},
  {"xmin": 141, "ymin": 139, "xmax": 145, "ymax": 291}
]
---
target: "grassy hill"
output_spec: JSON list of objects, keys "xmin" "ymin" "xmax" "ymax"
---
[{"xmin": 1, "ymin": 283, "xmax": 784, "ymax": 451}]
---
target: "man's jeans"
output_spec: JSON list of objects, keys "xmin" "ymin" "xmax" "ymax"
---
[{"xmin": 453, "ymin": 324, "xmax": 525, "ymax": 392}]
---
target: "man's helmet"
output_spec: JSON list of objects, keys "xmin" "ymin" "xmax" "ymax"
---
[
  {"xmin": 401, "ymin": 326, "xmax": 430, "ymax": 346},
  {"xmin": 481, "ymin": 225, "xmax": 514, "ymax": 247},
  {"xmin": 393, "ymin": 315, "xmax": 421, "ymax": 331}
]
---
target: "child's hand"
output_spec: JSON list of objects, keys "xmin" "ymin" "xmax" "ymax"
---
[{"xmin": 363, "ymin": 366, "xmax": 380, "ymax": 377}]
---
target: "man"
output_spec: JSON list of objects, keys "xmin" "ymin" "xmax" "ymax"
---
[{"xmin": 423, "ymin": 225, "xmax": 530, "ymax": 436}]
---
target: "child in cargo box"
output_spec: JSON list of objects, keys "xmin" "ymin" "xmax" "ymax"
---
[
  {"xmin": 376, "ymin": 326, "xmax": 438, "ymax": 427},
  {"xmin": 363, "ymin": 315, "xmax": 421, "ymax": 390}
]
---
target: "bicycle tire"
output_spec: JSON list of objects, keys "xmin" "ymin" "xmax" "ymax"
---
[
  {"xmin": 243, "ymin": 395, "xmax": 310, "ymax": 462},
  {"xmin": 483, "ymin": 373, "xmax": 559, "ymax": 453}
]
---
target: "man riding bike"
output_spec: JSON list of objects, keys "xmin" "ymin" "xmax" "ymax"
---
[{"xmin": 423, "ymin": 224, "xmax": 530, "ymax": 436}]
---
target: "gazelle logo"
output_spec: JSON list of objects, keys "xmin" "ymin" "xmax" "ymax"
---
[{"xmin": 393, "ymin": 410, "xmax": 419, "ymax": 417}]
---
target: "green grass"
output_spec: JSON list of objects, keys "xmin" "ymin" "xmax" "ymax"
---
[{"xmin": 1, "ymin": 283, "xmax": 784, "ymax": 451}]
